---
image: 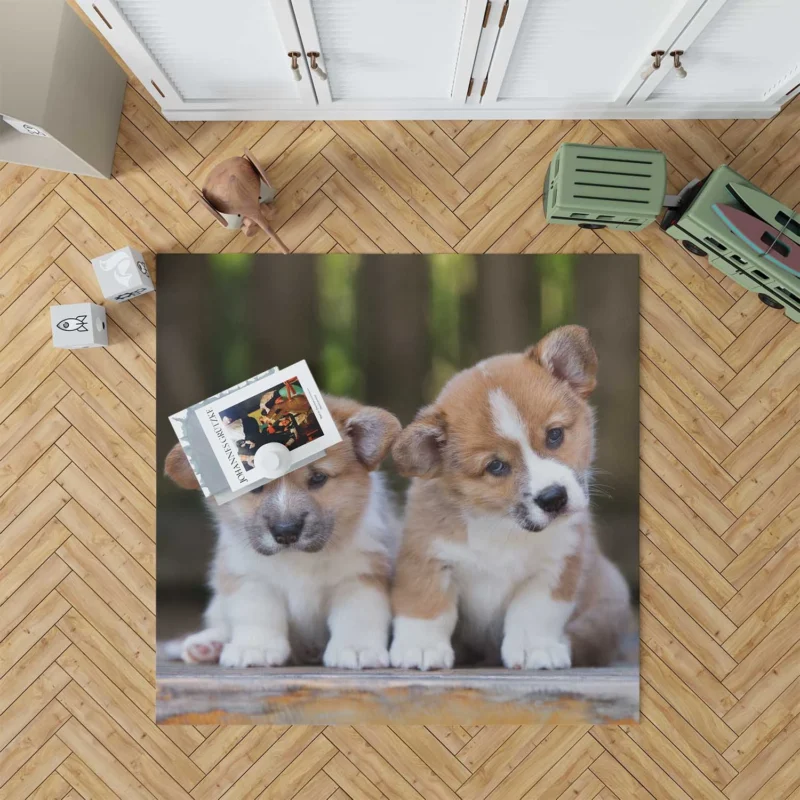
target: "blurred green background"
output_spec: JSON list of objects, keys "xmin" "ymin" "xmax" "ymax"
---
[{"xmin": 157, "ymin": 254, "xmax": 639, "ymax": 638}]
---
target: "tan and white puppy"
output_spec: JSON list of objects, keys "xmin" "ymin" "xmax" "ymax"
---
[
  {"xmin": 165, "ymin": 397, "xmax": 401, "ymax": 669},
  {"xmin": 389, "ymin": 326, "xmax": 631, "ymax": 671}
]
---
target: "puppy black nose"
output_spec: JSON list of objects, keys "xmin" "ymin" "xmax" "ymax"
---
[
  {"xmin": 271, "ymin": 518, "xmax": 305, "ymax": 545},
  {"xmin": 535, "ymin": 484, "xmax": 568, "ymax": 514}
]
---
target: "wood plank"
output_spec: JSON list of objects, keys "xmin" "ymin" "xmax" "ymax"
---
[
  {"xmin": 116, "ymin": 116, "xmax": 200, "ymax": 211},
  {"xmin": 364, "ymin": 120, "xmax": 468, "ymax": 210},
  {"xmin": 187, "ymin": 121, "xmax": 239, "ymax": 157},
  {"xmin": 722, "ymin": 494, "xmax": 800, "ymax": 588},
  {"xmin": 189, "ymin": 726, "xmax": 288, "ymax": 800},
  {"xmin": 639, "ymin": 682, "xmax": 737, "ymax": 790},
  {"xmin": 641, "ymin": 535, "xmax": 736, "ymax": 643},
  {"xmin": 264, "ymin": 121, "xmax": 336, "ymax": 190},
  {"xmin": 723, "ymin": 423, "xmax": 800, "ymax": 516},
  {"xmin": 57, "ymin": 754, "xmax": 121, "ymax": 800},
  {"xmin": 0, "ymin": 698, "xmax": 71, "ymax": 789},
  {"xmin": 641, "ymin": 500, "xmax": 735, "ymax": 608},
  {"xmin": 640, "ymin": 642, "xmax": 736, "ymax": 751},
  {"xmin": 0, "ymin": 264, "xmax": 69, "ymax": 351},
  {"xmin": 55, "ymin": 427, "xmax": 154, "ymax": 536},
  {"xmin": 121, "ymin": 84, "xmax": 202, "ymax": 175},
  {"xmin": 321, "ymin": 208, "xmax": 381, "ymax": 254},
  {"xmin": 640, "ymin": 462, "xmax": 735, "ymax": 572},
  {"xmin": 640, "ymin": 355, "xmax": 735, "ymax": 463},
  {"xmin": 324, "ymin": 130, "xmax": 458, "ymax": 250},
  {"xmin": 0, "ymin": 170, "xmax": 65, "ymax": 244},
  {"xmin": 640, "ymin": 284, "xmax": 735, "ymax": 389},
  {"xmin": 400, "ymin": 121, "xmax": 469, "ymax": 174},
  {"xmin": 640, "ymin": 392, "xmax": 735, "ymax": 500},
  {"xmin": 55, "ymin": 718, "xmax": 157, "ymax": 800},
  {"xmin": 722, "ymin": 349, "xmax": 800, "ymax": 444},
  {"xmin": 0, "ymin": 193, "xmax": 68, "ymax": 278},
  {"xmin": 55, "ymin": 463, "xmax": 154, "ymax": 574},
  {"xmin": 454, "ymin": 121, "xmax": 505, "ymax": 155},
  {"xmin": 0, "ymin": 163, "xmax": 36, "ymax": 206},
  {"xmin": 322, "ymin": 173, "xmax": 415, "ymax": 253},
  {"xmin": 724, "ymin": 531, "xmax": 800, "ymax": 624},
  {"xmin": 0, "ymin": 228, "xmax": 68, "ymax": 316},
  {"xmin": 111, "ymin": 147, "xmax": 203, "ymax": 248},
  {"xmin": 455, "ymin": 120, "xmax": 575, "ymax": 229},
  {"xmin": 57, "ymin": 646, "xmax": 203, "ymax": 789}
]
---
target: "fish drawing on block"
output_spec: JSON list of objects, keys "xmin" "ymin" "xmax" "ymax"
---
[
  {"xmin": 712, "ymin": 204, "xmax": 800, "ymax": 276},
  {"xmin": 56, "ymin": 315, "xmax": 89, "ymax": 332}
]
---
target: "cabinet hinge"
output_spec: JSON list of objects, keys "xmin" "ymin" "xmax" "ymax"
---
[
  {"xmin": 480, "ymin": 77, "xmax": 488, "ymax": 97},
  {"xmin": 499, "ymin": 1, "xmax": 509, "ymax": 27},
  {"xmin": 467, "ymin": 77, "xmax": 474, "ymax": 97},
  {"xmin": 482, "ymin": 0, "xmax": 491, "ymax": 27}
]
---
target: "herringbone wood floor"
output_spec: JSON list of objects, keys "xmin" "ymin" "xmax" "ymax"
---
[{"xmin": 2, "ymin": 67, "xmax": 800, "ymax": 799}]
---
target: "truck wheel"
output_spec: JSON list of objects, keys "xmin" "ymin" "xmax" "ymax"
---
[
  {"xmin": 578, "ymin": 223, "xmax": 606, "ymax": 229},
  {"xmin": 758, "ymin": 293, "xmax": 784, "ymax": 310},
  {"xmin": 682, "ymin": 240, "xmax": 707, "ymax": 257}
]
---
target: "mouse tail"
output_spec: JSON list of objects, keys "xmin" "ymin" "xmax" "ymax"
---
[{"xmin": 254, "ymin": 212, "xmax": 290, "ymax": 254}]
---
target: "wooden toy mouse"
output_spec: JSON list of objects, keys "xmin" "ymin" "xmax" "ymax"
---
[{"xmin": 198, "ymin": 148, "xmax": 289, "ymax": 254}]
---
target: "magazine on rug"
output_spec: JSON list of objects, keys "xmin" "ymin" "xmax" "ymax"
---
[{"xmin": 169, "ymin": 360, "xmax": 341, "ymax": 503}]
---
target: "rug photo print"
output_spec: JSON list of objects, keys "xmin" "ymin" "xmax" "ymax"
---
[{"xmin": 156, "ymin": 253, "xmax": 639, "ymax": 725}]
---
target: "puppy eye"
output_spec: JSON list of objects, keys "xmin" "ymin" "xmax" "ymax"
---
[
  {"xmin": 308, "ymin": 472, "xmax": 328, "ymax": 489},
  {"xmin": 485, "ymin": 459, "xmax": 510, "ymax": 477},
  {"xmin": 546, "ymin": 427, "xmax": 564, "ymax": 449}
]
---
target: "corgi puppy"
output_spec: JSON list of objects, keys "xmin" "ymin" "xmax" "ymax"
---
[
  {"xmin": 389, "ymin": 325, "xmax": 631, "ymax": 670},
  {"xmin": 164, "ymin": 397, "xmax": 401, "ymax": 669}
]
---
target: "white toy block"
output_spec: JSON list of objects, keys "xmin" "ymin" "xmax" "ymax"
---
[
  {"xmin": 91, "ymin": 246, "xmax": 154, "ymax": 302},
  {"xmin": 51, "ymin": 303, "xmax": 107, "ymax": 349}
]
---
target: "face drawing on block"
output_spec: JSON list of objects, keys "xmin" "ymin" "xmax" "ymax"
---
[
  {"xmin": 57, "ymin": 315, "xmax": 89, "ymax": 333},
  {"xmin": 394, "ymin": 326, "xmax": 596, "ymax": 533},
  {"xmin": 166, "ymin": 397, "xmax": 400, "ymax": 556}
]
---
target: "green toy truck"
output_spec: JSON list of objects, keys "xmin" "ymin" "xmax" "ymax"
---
[
  {"xmin": 544, "ymin": 143, "xmax": 800, "ymax": 322},
  {"xmin": 660, "ymin": 165, "xmax": 800, "ymax": 323},
  {"xmin": 543, "ymin": 143, "xmax": 667, "ymax": 231}
]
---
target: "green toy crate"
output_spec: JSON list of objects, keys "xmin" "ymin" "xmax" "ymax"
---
[
  {"xmin": 544, "ymin": 143, "xmax": 667, "ymax": 231},
  {"xmin": 661, "ymin": 165, "xmax": 800, "ymax": 323}
]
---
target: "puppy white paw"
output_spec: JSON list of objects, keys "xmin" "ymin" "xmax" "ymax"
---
[
  {"xmin": 390, "ymin": 640, "xmax": 455, "ymax": 671},
  {"xmin": 502, "ymin": 636, "xmax": 571, "ymax": 670},
  {"xmin": 219, "ymin": 640, "xmax": 291, "ymax": 668},
  {"xmin": 182, "ymin": 630, "xmax": 225, "ymax": 664},
  {"xmin": 323, "ymin": 640, "xmax": 390, "ymax": 669}
]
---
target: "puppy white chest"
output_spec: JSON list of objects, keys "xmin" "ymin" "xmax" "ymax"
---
[{"xmin": 434, "ymin": 514, "xmax": 580, "ymax": 658}]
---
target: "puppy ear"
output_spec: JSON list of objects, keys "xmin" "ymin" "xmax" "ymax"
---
[
  {"xmin": 164, "ymin": 443, "xmax": 200, "ymax": 490},
  {"xmin": 528, "ymin": 325, "xmax": 597, "ymax": 397},
  {"xmin": 346, "ymin": 406, "xmax": 402, "ymax": 471},
  {"xmin": 392, "ymin": 407, "xmax": 446, "ymax": 478}
]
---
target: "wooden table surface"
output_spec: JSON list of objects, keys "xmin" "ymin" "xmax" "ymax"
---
[{"xmin": 157, "ymin": 662, "xmax": 640, "ymax": 727}]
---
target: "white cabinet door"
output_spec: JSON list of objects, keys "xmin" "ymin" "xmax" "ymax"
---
[
  {"xmin": 635, "ymin": 0, "xmax": 800, "ymax": 108},
  {"xmin": 480, "ymin": 0, "xmax": 707, "ymax": 110},
  {"xmin": 76, "ymin": 0, "xmax": 316, "ymax": 112},
  {"xmin": 290, "ymin": 0, "xmax": 485, "ymax": 109}
]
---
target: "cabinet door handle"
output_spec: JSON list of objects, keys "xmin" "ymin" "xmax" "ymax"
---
[
  {"xmin": 641, "ymin": 50, "xmax": 665, "ymax": 81},
  {"xmin": 288, "ymin": 51, "xmax": 302, "ymax": 81},
  {"xmin": 670, "ymin": 50, "xmax": 687, "ymax": 79},
  {"xmin": 307, "ymin": 52, "xmax": 328, "ymax": 81}
]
